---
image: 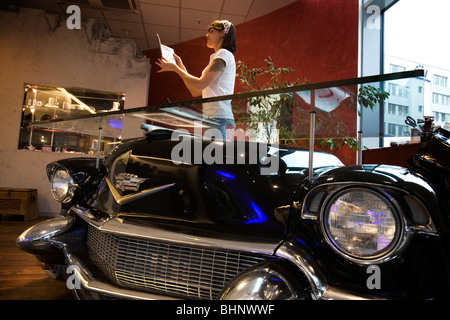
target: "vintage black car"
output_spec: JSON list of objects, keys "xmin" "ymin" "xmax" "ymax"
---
[{"xmin": 16, "ymin": 110, "xmax": 450, "ymax": 300}]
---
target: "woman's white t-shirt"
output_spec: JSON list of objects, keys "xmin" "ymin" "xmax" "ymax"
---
[{"xmin": 201, "ymin": 48, "xmax": 236, "ymax": 119}]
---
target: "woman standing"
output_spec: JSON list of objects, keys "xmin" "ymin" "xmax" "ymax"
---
[{"xmin": 156, "ymin": 20, "xmax": 237, "ymax": 140}]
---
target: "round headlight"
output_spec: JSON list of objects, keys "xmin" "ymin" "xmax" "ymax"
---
[
  {"xmin": 50, "ymin": 167, "xmax": 75, "ymax": 203},
  {"xmin": 322, "ymin": 188, "xmax": 401, "ymax": 261}
]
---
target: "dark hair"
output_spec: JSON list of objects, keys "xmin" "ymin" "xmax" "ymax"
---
[{"xmin": 208, "ymin": 20, "xmax": 237, "ymax": 54}]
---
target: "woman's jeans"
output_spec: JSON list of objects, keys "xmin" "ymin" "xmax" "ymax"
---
[{"xmin": 205, "ymin": 118, "xmax": 235, "ymax": 140}]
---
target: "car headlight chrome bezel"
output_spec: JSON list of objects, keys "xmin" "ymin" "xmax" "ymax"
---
[
  {"xmin": 50, "ymin": 166, "xmax": 76, "ymax": 203},
  {"xmin": 320, "ymin": 187, "xmax": 404, "ymax": 264}
]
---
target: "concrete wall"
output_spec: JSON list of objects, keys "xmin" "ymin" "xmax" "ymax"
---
[{"xmin": 0, "ymin": 8, "xmax": 150, "ymax": 216}]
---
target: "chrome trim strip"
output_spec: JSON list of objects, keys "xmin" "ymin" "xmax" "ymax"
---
[
  {"xmin": 320, "ymin": 287, "xmax": 379, "ymax": 300},
  {"xmin": 70, "ymin": 205, "xmax": 278, "ymax": 255},
  {"xmin": 82, "ymin": 279, "xmax": 180, "ymax": 300},
  {"xmin": 106, "ymin": 177, "xmax": 175, "ymax": 206},
  {"xmin": 71, "ymin": 264, "xmax": 180, "ymax": 300},
  {"xmin": 70, "ymin": 205, "xmax": 106, "ymax": 228},
  {"xmin": 302, "ymin": 180, "xmax": 437, "ymax": 226},
  {"xmin": 101, "ymin": 218, "xmax": 277, "ymax": 255},
  {"xmin": 301, "ymin": 181, "xmax": 412, "ymax": 220},
  {"xmin": 276, "ymin": 242, "xmax": 385, "ymax": 300},
  {"xmin": 276, "ymin": 242, "xmax": 328, "ymax": 299}
]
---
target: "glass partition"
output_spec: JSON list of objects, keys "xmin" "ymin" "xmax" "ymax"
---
[{"xmin": 28, "ymin": 70, "xmax": 424, "ymax": 165}]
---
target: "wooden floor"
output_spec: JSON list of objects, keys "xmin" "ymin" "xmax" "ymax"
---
[{"xmin": 0, "ymin": 215, "xmax": 74, "ymax": 300}]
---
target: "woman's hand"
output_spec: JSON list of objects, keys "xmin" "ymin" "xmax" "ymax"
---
[
  {"xmin": 156, "ymin": 58, "xmax": 177, "ymax": 73},
  {"xmin": 155, "ymin": 55, "xmax": 223, "ymax": 98},
  {"xmin": 156, "ymin": 53, "xmax": 186, "ymax": 73},
  {"xmin": 173, "ymin": 53, "xmax": 187, "ymax": 72}
]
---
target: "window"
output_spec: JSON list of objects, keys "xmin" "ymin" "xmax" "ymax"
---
[
  {"xmin": 432, "ymin": 93, "xmax": 450, "ymax": 105},
  {"xmin": 378, "ymin": 0, "xmax": 450, "ymax": 148},
  {"xmin": 388, "ymin": 103, "xmax": 396, "ymax": 115},
  {"xmin": 398, "ymin": 105, "xmax": 409, "ymax": 116},
  {"xmin": 386, "ymin": 123, "xmax": 410, "ymax": 137},
  {"xmin": 390, "ymin": 64, "xmax": 405, "ymax": 73},
  {"xmin": 400, "ymin": 125, "xmax": 409, "ymax": 136},
  {"xmin": 432, "ymin": 93, "xmax": 439, "ymax": 104},
  {"xmin": 19, "ymin": 84, "xmax": 125, "ymax": 154},
  {"xmin": 434, "ymin": 112, "xmax": 448, "ymax": 122},
  {"xmin": 387, "ymin": 103, "xmax": 409, "ymax": 116},
  {"xmin": 388, "ymin": 83, "xmax": 409, "ymax": 98},
  {"xmin": 434, "ymin": 74, "xmax": 448, "ymax": 87},
  {"xmin": 387, "ymin": 123, "xmax": 396, "ymax": 136}
]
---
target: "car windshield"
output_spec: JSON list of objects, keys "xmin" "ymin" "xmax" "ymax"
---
[
  {"xmin": 268, "ymin": 147, "xmax": 343, "ymax": 172},
  {"xmin": 281, "ymin": 150, "xmax": 343, "ymax": 169}
]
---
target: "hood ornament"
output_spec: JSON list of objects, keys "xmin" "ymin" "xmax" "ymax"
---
[
  {"xmin": 107, "ymin": 176, "xmax": 175, "ymax": 206},
  {"xmin": 115, "ymin": 173, "xmax": 148, "ymax": 192}
]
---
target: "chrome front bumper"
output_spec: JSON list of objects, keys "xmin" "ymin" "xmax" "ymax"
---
[
  {"xmin": 16, "ymin": 213, "xmax": 177, "ymax": 300},
  {"xmin": 17, "ymin": 209, "xmax": 381, "ymax": 300},
  {"xmin": 67, "ymin": 258, "xmax": 178, "ymax": 300}
]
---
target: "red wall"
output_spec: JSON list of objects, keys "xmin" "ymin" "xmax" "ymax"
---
[{"xmin": 144, "ymin": 0, "xmax": 359, "ymax": 164}]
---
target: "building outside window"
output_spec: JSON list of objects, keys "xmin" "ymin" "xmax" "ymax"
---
[
  {"xmin": 381, "ymin": 0, "xmax": 450, "ymax": 143},
  {"xmin": 432, "ymin": 93, "xmax": 450, "ymax": 106},
  {"xmin": 390, "ymin": 64, "xmax": 406, "ymax": 73},
  {"xmin": 398, "ymin": 105, "xmax": 409, "ymax": 116},
  {"xmin": 387, "ymin": 123, "xmax": 396, "ymax": 136},
  {"xmin": 388, "ymin": 103, "xmax": 396, "ymax": 115},
  {"xmin": 388, "ymin": 82, "xmax": 410, "ymax": 98},
  {"xmin": 434, "ymin": 74, "xmax": 448, "ymax": 87},
  {"xmin": 434, "ymin": 111, "xmax": 448, "ymax": 122}
]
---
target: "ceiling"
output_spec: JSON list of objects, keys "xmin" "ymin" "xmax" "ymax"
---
[{"xmin": 2, "ymin": 0, "xmax": 297, "ymax": 51}]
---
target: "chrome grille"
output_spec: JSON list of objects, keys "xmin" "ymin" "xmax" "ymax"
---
[{"xmin": 87, "ymin": 225, "xmax": 268, "ymax": 299}]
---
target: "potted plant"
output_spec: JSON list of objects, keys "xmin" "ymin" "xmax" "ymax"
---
[
  {"xmin": 233, "ymin": 57, "xmax": 300, "ymax": 143},
  {"xmin": 233, "ymin": 57, "xmax": 389, "ymax": 156}
]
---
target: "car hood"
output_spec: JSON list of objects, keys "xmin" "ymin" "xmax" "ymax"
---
[{"xmin": 86, "ymin": 134, "xmax": 314, "ymax": 252}]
